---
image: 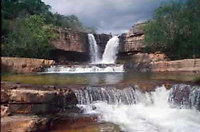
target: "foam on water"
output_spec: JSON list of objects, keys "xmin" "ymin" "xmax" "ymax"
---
[
  {"xmin": 78, "ymin": 86, "xmax": 200, "ymax": 132},
  {"xmin": 44, "ymin": 65, "xmax": 124, "ymax": 73}
]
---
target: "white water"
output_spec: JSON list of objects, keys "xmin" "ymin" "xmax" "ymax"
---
[
  {"xmin": 88, "ymin": 34, "xmax": 100, "ymax": 63},
  {"xmin": 44, "ymin": 35, "xmax": 123, "ymax": 74},
  {"xmin": 78, "ymin": 86, "xmax": 200, "ymax": 132},
  {"xmin": 44, "ymin": 65, "xmax": 124, "ymax": 73},
  {"xmin": 101, "ymin": 36, "xmax": 120, "ymax": 64}
]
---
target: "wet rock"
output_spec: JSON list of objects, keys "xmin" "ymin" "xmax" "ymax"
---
[
  {"xmin": 94, "ymin": 33, "xmax": 112, "ymax": 54},
  {"xmin": 9, "ymin": 89, "xmax": 57, "ymax": 103},
  {"xmin": 58, "ymin": 122, "xmax": 121, "ymax": 132},
  {"xmin": 1, "ymin": 115, "xmax": 48, "ymax": 132},
  {"xmin": 49, "ymin": 114, "xmax": 97, "ymax": 131},
  {"xmin": 1, "ymin": 57, "xmax": 55, "ymax": 73},
  {"xmin": 1, "ymin": 82, "xmax": 79, "ymax": 115},
  {"xmin": 169, "ymin": 84, "xmax": 200, "ymax": 110},
  {"xmin": 8, "ymin": 104, "xmax": 59, "ymax": 115}
]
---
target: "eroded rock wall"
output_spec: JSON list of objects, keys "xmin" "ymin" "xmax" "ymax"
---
[{"xmin": 119, "ymin": 22, "xmax": 146, "ymax": 53}]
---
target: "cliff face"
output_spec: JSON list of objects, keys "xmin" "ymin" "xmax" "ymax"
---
[
  {"xmin": 119, "ymin": 22, "xmax": 145, "ymax": 53},
  {"xmin": 48, "ymin": 23, "xmax": 146, "ymax": 63},
  {"xmin": 49, "ymin": 28, "xmax": 111, "ymax": 63},
  {"xmin": 94, "ymin": 34, "xmax": 112, "ymax": 54},
  {"xmin": 50, "ymin": 28, "xmax": 89, "ymax": 53}
]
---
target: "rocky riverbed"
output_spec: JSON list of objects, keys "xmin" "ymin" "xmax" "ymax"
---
[{"xmin": 1, "ymin": 80, "xmax": 200, "ymax": 132}]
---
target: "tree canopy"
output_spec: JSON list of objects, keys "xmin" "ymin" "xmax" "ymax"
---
[
  {"xmin": 1, "ymin": 0, "xmax": 95, "ymax": 58},
  {"xmin": 144, "ymin": 0, "xmax": 200, "ymax": 59}
]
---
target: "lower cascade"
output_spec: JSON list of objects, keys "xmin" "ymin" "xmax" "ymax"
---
[{"xmin": 74, "ymin": 84, "xmax": 200, "ymax": 132}]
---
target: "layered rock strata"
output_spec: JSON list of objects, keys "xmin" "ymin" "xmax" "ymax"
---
[{"xmin": 1, "ymin": 57, "xmax": 55, "ymax": 73}]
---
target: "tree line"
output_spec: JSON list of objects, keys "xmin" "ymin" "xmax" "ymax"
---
[
  {"xmin": 1, "ymin": 0, "xmax": 95, "ymax": 59},
  {"xmin": 144, "ymin": 0, "xmax": 200, "ymax": 60}
]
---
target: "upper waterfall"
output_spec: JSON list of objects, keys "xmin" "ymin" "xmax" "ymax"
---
[
  {"xmin": 101, "ymin": 36, "xmax": 120, "ymax": 64},
  {"xmin": 88, "ymin": 34, "xmax": 100, "ymax": 63}
]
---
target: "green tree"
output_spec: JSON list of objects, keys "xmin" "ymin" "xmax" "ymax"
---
[
  {"xmin": 2, "ymin": 15, "xmax": 57, "ymax": 59},
  {"xmin": 1, "ymin": 0, "xmax": 96, "ymax": 59},
  {"xmin": 144, "ymin": 0, "xmax": 200, "ymax": 59}
]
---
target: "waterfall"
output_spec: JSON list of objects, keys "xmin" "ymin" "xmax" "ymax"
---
[
  {"xmin": 73, "ymin": 84, "xmax": 200, "ymax": 109},
  {"xmin": 88, "ymin": 34, "xmax": 100, "ymax": 63},
  {"xmin": 101, "ymin": 36, "xmax": 120, "ymax": 64},
  {"xmin": 75, "ymin": 84, "xmax": 200, "ymax": 132},
  {"xmin": 73, "ymin": 86, "xmax": 141, "ymax": 105},
  {"xmin": 88, "ymin": 34, "xmax": 120, "ymax": 64}
]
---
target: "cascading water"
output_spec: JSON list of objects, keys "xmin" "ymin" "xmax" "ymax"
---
[
  {"xmin": 74, "ymin": 84, "xmax": 200, "ymax": 132},
  {"xmin": 101, "ymin": 36, "xmax": 120, "ymax": 64},
  {"xmin": 88, "ymin": 34, "xmax": 100, "ymax": 63},
  {"xmin": 44, "ymin": 64, "xmax": 124, "ymax": 73},
  {"xmin": 44, "ymin": 35, "xmax": 124, "ymax": 73}
]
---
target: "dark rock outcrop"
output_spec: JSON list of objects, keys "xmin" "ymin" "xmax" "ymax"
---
[{"xmin": 94, "ymin": 33, "xmax": 112, "ymax": 54}]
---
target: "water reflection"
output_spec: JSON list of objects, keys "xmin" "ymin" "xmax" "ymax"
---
[
  {"xmin": 86, "ymin": 73, "xmax": 124, "ymax": 85},
  {"xmin": 2, "ymin": 72, "xmax": 199, "ymax": 85}
]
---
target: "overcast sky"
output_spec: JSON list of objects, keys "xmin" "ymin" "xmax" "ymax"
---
[{"xmin": 42, "ymin": 0, "xmax": 171, "ymax": 34}]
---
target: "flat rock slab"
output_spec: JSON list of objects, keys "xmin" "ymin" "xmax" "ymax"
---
[{"xmin": 1, "ymin": 115, "xmax": 48, "ymax": 132}]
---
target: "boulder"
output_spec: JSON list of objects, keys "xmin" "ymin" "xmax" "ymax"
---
[{"xmin": 1, "ymin": 57, "xmax": 55, "ymax": 73}]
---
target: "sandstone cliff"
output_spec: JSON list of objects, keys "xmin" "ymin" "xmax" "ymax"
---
[
  {"xmin": 119, "ymin": 22, "xmax": 146, "ymax": 53},
  {"xmin": 49, "ymin": 28, "xmax": 111, "ymax": 63},
  {"xmin": 1, "ymin": 57, "xmax": 55, "ymax": 73}
]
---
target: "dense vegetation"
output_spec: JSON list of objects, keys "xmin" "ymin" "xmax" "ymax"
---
[
  {"xmin": 2, "ymin": 0, "xmax": 95, "ymax": 59},
  {"xmin": 144, "ymin": 0, "xmax": 200, "ymax": 60}
]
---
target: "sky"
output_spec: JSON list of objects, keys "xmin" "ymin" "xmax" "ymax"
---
[{"xmin": 42, "ymin": 0, "xmax": 171, "ymax": 34}]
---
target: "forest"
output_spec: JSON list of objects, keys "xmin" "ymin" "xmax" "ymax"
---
[
  {"xmin": 1, "ymin": 0, "xmax": 95, "ymax": 58},
  {"xmin": 144, "ymin": 0, "xmax": 200, "ymax": 59}
]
